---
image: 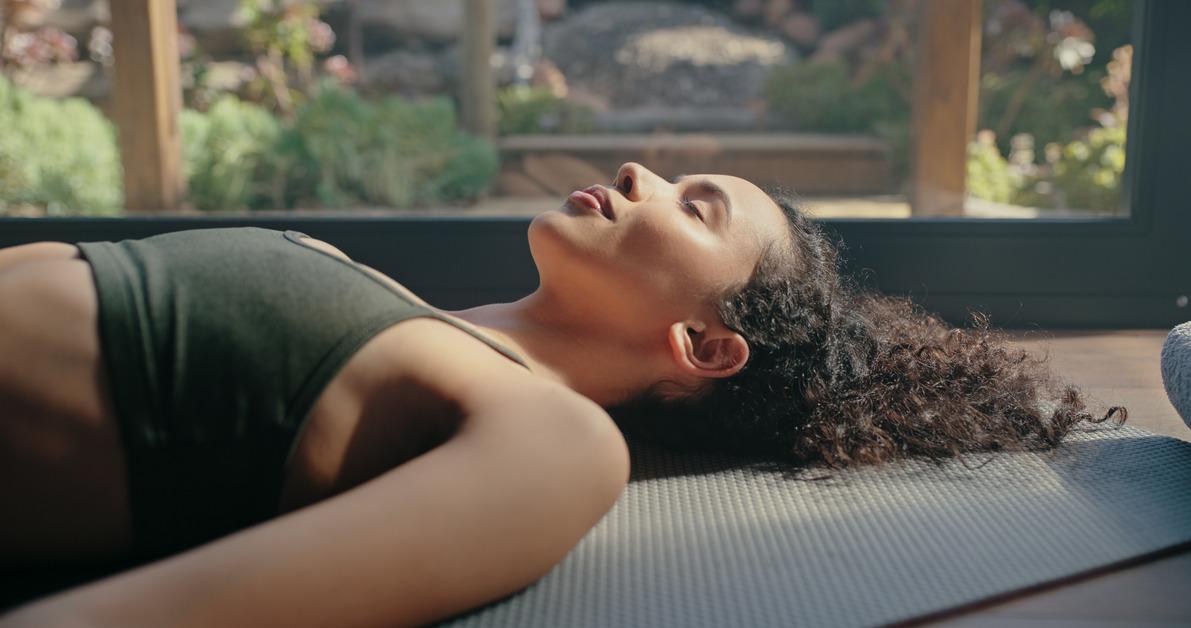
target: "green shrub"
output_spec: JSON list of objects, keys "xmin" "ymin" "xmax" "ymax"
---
[
  {"xmin": 966, "ymin": 134, "xmax": 1019, "ymax": 204},
  {"xmin": 1018, "ymin": 125, "xmax": 1126, "ymax": 212},
  {"xmin": 1056, "ymin": 125, "xmax": 1126, "ymax": 211},
  {"xmin": 978, "ymin": 68, "xmax": 1112, "ymax": 156},
  {"xmin": 270, "ymin": 85, "xmax": 499, "ymax": 209},
  {"xmin": 765, "ymin": 59, "xmax": 910, "ymax": 185},
  {"xmin": 179, "ymin": 86, "xmax": 500, "ymax": 210},
  {"xmin": 763, "ymin": 60, "xmax": 907, "ymax": 133},
  {"xmin": 0, "ymin": 75, "xmax": 122, "ymax": 215},
  {"xmin": 182, "ymin": 95, "xmax": 282, "ymax": 211},
  {"xmin": 370, "ymin": 95, "xmax": 497, "ymax": 204},
  {"xmin": 497, "ymin": 86, "xmax": 595, "ymax": 135},
  {"xmin": 432, "ymin": 133, "xmax": 499, "ymax": 202},
  {"xmin": 966, "ymin": 124, "xmax": 1125, "ymax": 212},
  {"xmin": 281, "ymin": 86, "xmax": 374, "ymax": 207},
  {"xmin": 0, "ymin": 78, "xmax": 497, "ymax": 214}
]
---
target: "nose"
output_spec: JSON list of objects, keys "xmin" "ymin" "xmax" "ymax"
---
[{"xmin": 613, "ymin": 162, "xmax": 666, "ymax": 201}]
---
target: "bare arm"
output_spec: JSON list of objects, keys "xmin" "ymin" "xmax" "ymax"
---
[{"xmin": 2, "ymin": 387, "xmax": 629, "ymax": 628}]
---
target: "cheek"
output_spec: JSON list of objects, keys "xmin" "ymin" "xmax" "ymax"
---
[
  {"xmin": 528, "ymin": 210, "xmax": 741, "ymax": 306},
  {"xmin": 616, "ymin": 218, "xmax": 733, "ymax": 299}
]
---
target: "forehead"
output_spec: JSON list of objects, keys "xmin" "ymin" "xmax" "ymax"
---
[{"xmin": 687, "ymin": 173, "xmax": 789, "ymax": 240}]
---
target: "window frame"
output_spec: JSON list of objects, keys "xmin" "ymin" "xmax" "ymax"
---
[{"xmin": 0, "ymin": 0, "xmax": 1185, "ymax": 329}]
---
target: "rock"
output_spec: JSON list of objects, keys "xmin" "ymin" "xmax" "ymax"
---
[
  {"xmin": 357, "ymin": 0, "xmax": 518, "ymax": 47},
  {"xmin": 814, "ymin": 18, "xmax": 878, "ymax": 59},
  {"xmin": 780, "ymin": 12, "xmax": 820, "ymax": 48},
  {"xmin": 522, "ymin": 153, "xmax": 605, "ymax": 196},
  {"xmin": 543, "ymin": 2, "xmax": 795, "ymax": 109},
  {"xmin": 495, "ymin": 170, "xmax": 552, "ymax": 196},
  {"xmin": 360, "ymin": 48, "xmax": 451, "ymax": 95}
]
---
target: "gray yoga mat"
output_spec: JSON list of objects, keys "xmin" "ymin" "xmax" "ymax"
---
[{"xmin": 443, "ymin": 424, "xmax": 1191, "ymax": 627}]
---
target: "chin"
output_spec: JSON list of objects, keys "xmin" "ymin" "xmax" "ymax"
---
[
  {"xmin": 528, "ymin": 212, "xmax": 633, "ymax": 295},
  {"xmin": 528, "ymin": 209, "xmax": 601, "ymax": 264}
]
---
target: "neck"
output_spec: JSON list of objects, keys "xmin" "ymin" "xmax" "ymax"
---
[{"xmin": 444, "ymin": 289, "xmax": 666, "ymax": 408}]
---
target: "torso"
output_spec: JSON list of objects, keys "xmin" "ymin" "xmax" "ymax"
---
[{"xmin": 0, "ymin": 236, "xmax": 572, "ymax": 561}]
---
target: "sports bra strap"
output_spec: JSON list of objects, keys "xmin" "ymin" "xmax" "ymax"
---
[{"xmin": 283, "ymin": 230, "xmax": 532, "ymax": 372}]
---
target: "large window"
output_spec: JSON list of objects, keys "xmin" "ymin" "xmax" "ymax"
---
[{"xmin": 0, "ymin": 0, "xmax": 1185, "ymax": 328}]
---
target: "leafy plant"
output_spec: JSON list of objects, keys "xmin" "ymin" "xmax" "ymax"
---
[
  {"xmin": 0, "ymin": 0, "xmax": 78, "ymax": 79},
  {"xmin": 0, "ymin": 75, "xmax": 121, "ymax": 215},
  {"xmin": 181, "ymin": 95, "xmax": 282, "ymax": 211},
  {"xmin": 236, "ymin": 0, "xmax": 336, "ymax": 115},
  {"xmin": 978, "ymin": 66, "xmax": 1111, "ymax": 156},
  {"xmin": 1019, "ymin": 123, "xmax": 1125, "ymax": 212},
  {"xmin": 432, "ymin": 133, "xmax": 499, "ymax": 202},
  {"xmin": 764, "ymin": 58, "xmax": 912, "ymax": 183},
  {"xmin": 280, "ymin": 84, "xmax": 373, "ymax": 206},
  {"xmin": 180, "ymin": 85, "xmax": 499, "ymax": 211},
  {"xmin": 763, "ymin": 59, "xmax": 906, "ymax": 133},
  {"xmin": 497, "ymin": 86, "xmax": 595, "ymax": 135},
  {"xmin": 966, "ymin": 131, "xmax": 1020, "ymax": 204}
]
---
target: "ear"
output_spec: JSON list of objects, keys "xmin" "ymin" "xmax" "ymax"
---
[{"xmin": 666, "ymin": 321, "xmax": 750, "ymax": 380}]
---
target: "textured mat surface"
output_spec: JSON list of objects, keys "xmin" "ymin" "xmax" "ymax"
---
[{"xmin": 443, "ymin": 425, "xmax": 1191, "ymax": 627}]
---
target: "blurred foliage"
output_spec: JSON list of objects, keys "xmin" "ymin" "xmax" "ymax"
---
[
  {"xmin": 761, "ymin": 0, "xmax": 1130, "ymax": 211},
  {"xmin": 0, "ymin": 76, "xmax": 496, "ymax": 214},
  {"xmin": 977, "ymin": 67, "xmax": 1110, "ymax": 156},
  {"xmin": 182, "ymin": 84, "xmax": 498, "ymax": 211},
  {"xmin": 967, "ymin": 122, "xmax": 1126, "ymax": 212},
  {"xmin": 763, "ymin": 59, "xmax": 905, "ymax": 133},
  {"xmin": 0, "ymin": 0, "xmax": 77, "ymax": 77},
  {"xmin": 966, "ymin": 131, "xmax": 1021, "ymax": 204},
  {"xmin": 0, "ymin": 74, "xmax": 121, "ymax": 215},
  {"xmin": 497, "ymin": 86, "xmax": 595, "ymax": 135},
  {"xmin": 763, "ymin": 58, "xmax": 912, "ymax": 180},
  {"xmin": 979, "ymin": 0, "xmax": 1119, "ymax": 155},
  {"xmin": 181, "ymin": 95, "xmax": 282, "ymax": 211},
  {"xmin": 236, "ymin": 0, "xmax": 338, "ymax": 116},
  {"xmin": 968, "ymin": 33, "xmax": 1131, "ymax": 213},
  {"xmin": 1014, "ymin": 122, "xmax": 1126, "ymax": 212},
  {"xmin": 1025, "ymin": 0, "xmax": 1132, "ymax": 66},
  {"xmin": 434, "ymin": 134, "xmax": 501, "ymax": 201}
]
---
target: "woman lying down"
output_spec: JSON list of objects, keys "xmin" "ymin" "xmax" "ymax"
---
[{"xmin": 0, "ymin": 162, "xmax": 1125, "ymax": 626}]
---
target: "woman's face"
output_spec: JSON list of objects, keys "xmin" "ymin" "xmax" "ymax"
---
[{"xmin": 528, "ymin": 162, "xmax": 791, "ymax": 332}]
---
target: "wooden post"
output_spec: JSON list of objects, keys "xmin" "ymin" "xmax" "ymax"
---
[
  {"xmin": 109, "ymin": 0, "xmax": 185, "ymax": 212},
  {"xmin": 911, "ymin": 0, "xmax": 982, "ymax": 217},
  {"xmin": 461, "ymin": 0, "xmax": 496, "ymax": 140}
]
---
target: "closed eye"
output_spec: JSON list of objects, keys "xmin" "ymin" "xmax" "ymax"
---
[{"xmin": 679, "ymin": 198, "xmax": 704, "ymax": 222}]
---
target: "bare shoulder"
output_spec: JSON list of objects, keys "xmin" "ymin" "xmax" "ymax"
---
[
  {"xmin": 436, "ymin": 336, "xmax": 630, "ymax": 485},
  {"xmin": 390, "ymin": 320, "xmax": 630, "ymax": 487}
]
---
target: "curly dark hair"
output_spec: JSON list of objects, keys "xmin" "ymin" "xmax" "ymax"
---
[{"xmin": 607, "ymin": 192, "xmax": 1128, "ymax": 468}]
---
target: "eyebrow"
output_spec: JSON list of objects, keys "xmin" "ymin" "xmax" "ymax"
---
[{"xmin": 671, "ymin": 174, "xmax": 733, "ymax": 227}]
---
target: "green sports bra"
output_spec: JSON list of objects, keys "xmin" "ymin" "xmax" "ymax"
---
[{"xmin": 76, "ymin": 226, "xmax": 530, "ymax": 559}]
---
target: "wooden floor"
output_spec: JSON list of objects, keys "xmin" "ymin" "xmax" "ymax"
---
[{"xmin": 927, "ymin": 329, "xmax": 1191, "ymax": 628}]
